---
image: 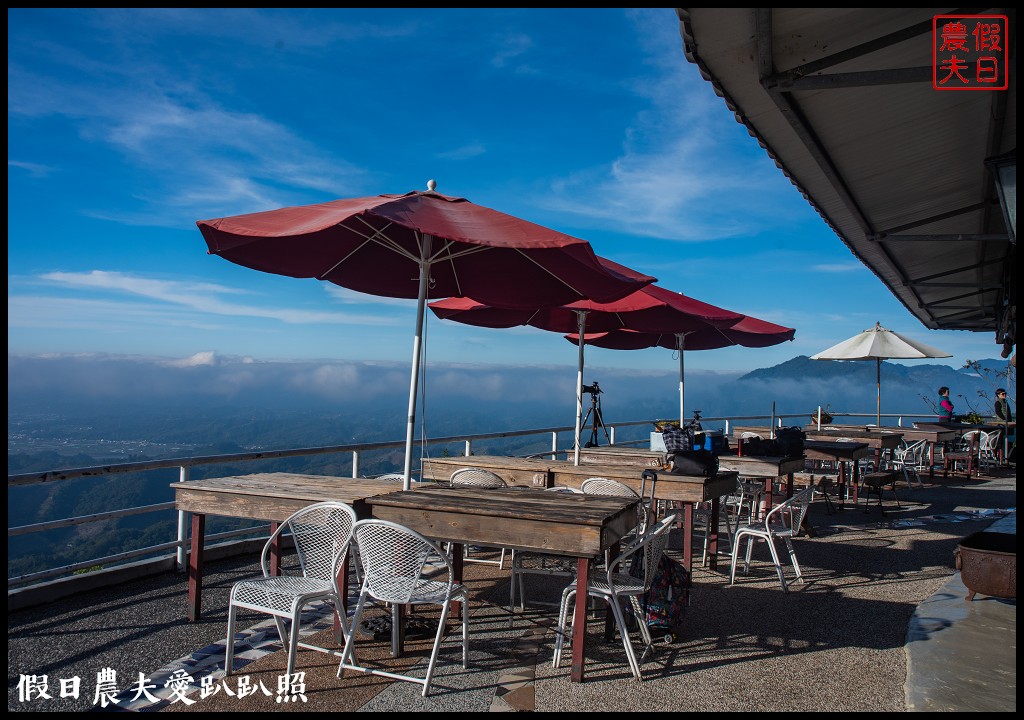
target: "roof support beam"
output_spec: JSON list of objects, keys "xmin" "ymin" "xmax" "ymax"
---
[
  {"xmin": 878, "ymin": 200, "xmax": 998, "ymax": 235},
  {"xmin": 872, "ymin": 234, "xmax": 1010, "ymax": 243},
  {"xmin": 765, "ymin": 67, "xmax": 933, "ymax": 91}
]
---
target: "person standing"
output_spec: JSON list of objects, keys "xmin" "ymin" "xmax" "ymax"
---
[
  {"xmin": 994, "ymin": 388, "xmax": 1015, "ymax": 462},
  {"xmin": 937, "ymin": 386, "xmax": 954, "ymax": 421},
  {"xmin": 994, "ymin": 388, "xmax": 1013, "ymax": 423}
]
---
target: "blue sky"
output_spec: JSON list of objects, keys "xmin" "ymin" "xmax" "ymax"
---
[{"xmin": 7, "ymin": 8, "xmax": 1003, "ymax": 376}]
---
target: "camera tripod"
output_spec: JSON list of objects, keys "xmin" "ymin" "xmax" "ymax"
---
[{"xmin": 581, "ymin": 390, "xmax": 610, "ymax": 448}]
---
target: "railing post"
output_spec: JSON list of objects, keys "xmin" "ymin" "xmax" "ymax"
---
[
  {"xmin": 609, "ymin": 426, "xmax": 616, "ymax": 445},
  {"xmin": 176, "ymin": 465, "xmax": 189, "ymax": 571},
  {"xmin": 464, "ymin": 440, "xmax": 472, "ymax": 456},
  {"xmin": 550, "ymin": 432, "xmax": 558, "ymax": 459},
  {"xmin": 352, "ymin": 451, "xmax": 360, "ymax": 478}
]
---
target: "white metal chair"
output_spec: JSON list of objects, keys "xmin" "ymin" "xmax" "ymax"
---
[
  {"xmin": 552, "ymin": 514, "xmax": 676, "ymax": 681},
  {"xmin": 977, "ymin": 430, "xmax": 1000, "ymax": 469},
  {"xmin": 448, "ymin": 467, "xmax": 510, "ymax": 567},
  {"xmin": 729, "ymin": 485, "xmax": 813, "ymax": 592},
  {"xmin": 338, "ymin": 519, "xmax": 469, "ymax": 697},
  {"xmin": 891, "ymin": 439, "xmax": 927, "ymax": 488},
  {"xmin": 508, "ymin": 486, "xmax": 583, "ymax": 620},
  {"xmin": 580, "ymin": 477, "xmax": 649, "ymax": 536},
  {"xmin": 224, "ymin": 501, "xmax": 358, "ymax": 678}
]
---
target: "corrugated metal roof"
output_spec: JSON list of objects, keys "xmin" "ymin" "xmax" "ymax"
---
[{"xmin": 677, "ymin": 7, "xmax": 1015, "ymax": 356}]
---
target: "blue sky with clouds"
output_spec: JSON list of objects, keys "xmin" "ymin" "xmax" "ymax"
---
[{"xmin": 7, "ymin": 8, "xmax": 1003, "ymax": 376}]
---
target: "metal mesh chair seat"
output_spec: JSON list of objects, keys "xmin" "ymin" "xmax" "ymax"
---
[
  {"xmin": 729, "ymin": 486, "xmax": 813, "ymax": 592},
  {"xmin": 552, "ymin": 515, "xmax": 676, "ymax": 681},
  {"xmin": 366, "ymin": 577, "xmax": 455, "ymax": 605},
  {"xmin": 339, "ymin": 519, "xmax": 469, "ymax": 697},
  {"xmin": 230, "ymin": 576, "xmax": 334, "ymax": 613},
  {"xmin": 224, "ymin": 501, "xmax": 358, "ymax": 679}
]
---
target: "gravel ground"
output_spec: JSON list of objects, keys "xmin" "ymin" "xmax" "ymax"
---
[{"xmin": 8, "ymin": 469, "xmax": 1015, "ymax": 712}]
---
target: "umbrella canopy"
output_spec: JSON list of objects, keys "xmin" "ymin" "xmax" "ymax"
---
[
  {"xmin": 567, "ymin": 316, "xmax": 796, "ymax": 424},
  {"xmin": 810, "ymin": 322, "xmax": 951, "ymax": 427},
  {"xmin": 429, "ymin": 280, "xmax": 745, "ymax": 463},
  {"xmin": 198, "ymin": 183, "xmax": 655, "ymax": 488}
]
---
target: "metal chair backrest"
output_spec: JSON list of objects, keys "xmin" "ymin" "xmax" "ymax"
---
[
  {"xmin": 350, "ymin": 519, "xmax": 454, "ymax": 605},
  {"xmin": 609, "ymin": 514, "xmax": 675, "ymax": 590},
  {"xmin": 374, "ymin": 472, "xmax": 407, "ymax": 483},
  {"xmin": 268, "ymin": 501, "xmax": 358, "ymax": 582},
  {"xmin": 449, "ymin": 467, "xmax": 508, "ymax": 488},
  {"xmin": 581, "ymin": 477, "xmax": 647, "ymax": 533},
  {"xmin": 762, "ymin": 486, "xmax": 813, "ymax": 536}
]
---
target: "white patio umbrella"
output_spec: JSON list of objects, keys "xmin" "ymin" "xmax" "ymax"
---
[{"xmin": 810, "ymin": 322, "xmax": 951, "ymax": 427}]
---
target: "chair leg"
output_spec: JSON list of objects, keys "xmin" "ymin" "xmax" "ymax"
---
[
  {"xmin": 764, "ymin": 538, "xmax": 788, "ymax": 592},
  {"xmin": 608, "ymin": 598, "xmax": 642, "ymax": 681},
  {"xmin": 630, "ymin": 595, "xmax": 655, "ymax": 662},
  {"xmin": 225, "ymin": 602, "xmax": 238, "ymax": 675},
  {"xmin": 552, "ymin": 586, "xmax": 575, "ymax": 669},
  {"xmin": 422, "ymin": 600, "xmax": 452, "ymax": 697},
  {"xmin": 286, "ymin": 609, "xmax": 302, "ymax": 679},
  {"xmin": 729, "ymin": 532, "xmax": 747, "ymax": 584},
  {"xmin": 743, "ymin": 535, "xmax": 755, "ymax": 575},
  {"xmin": 783, "ymin": 537, "xmax": 803, "ymax": 584},
  {"xmin": 338, "ymin": 591, "xmax": 370, "ymax": 677}
]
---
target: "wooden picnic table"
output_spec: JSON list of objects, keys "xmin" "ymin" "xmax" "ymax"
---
[
  {"xmin": 802, "ymin": 439, "xmax": 872, "ymax": 507},
  {"xmin": 366, "ymin": 485, "xmax": 637, "ymax": 683},
  {"xmin": 173, "ymin": 473, "xmax": 405, "ymax": 621},
  {"xmin": 734, "ymin": 425, "xmax": 902, "ymax": 472},
  {"xmin": 420, "ymin": 454, "xmax": 736, "ymax": 571}
]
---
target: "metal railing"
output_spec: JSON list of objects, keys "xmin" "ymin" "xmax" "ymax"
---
[{"xmin": 7, "ymin": 409, "xmax": 937, "ymax": 590}]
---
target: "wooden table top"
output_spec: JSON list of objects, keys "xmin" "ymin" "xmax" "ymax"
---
[
  {"xmin": 420, "ymin": 455, "xmax": 552, "ymax": 487},
  {"xmin": 546, "ymin": 461, "xmax": 738, "ymax": 504},
  {"xmin": 717, "ymin": 453, "xmax": 806, "ymax": 477},
  {"xmin": 367, "ymin": 485, "xmax": 638, "ymax": 558},
  {"xmin": 733, "ymin": 425, "xmax": 903, "ymax": 451},
  {"xmin": 803, "ymin": 439, "xmax": 873, "ymax": 461},
  {"xmin": 563, "ymin": 446, "xmax": 668, "ymax": 469},
  {"xmin": 421, "ymin": 453, "xmax": 738, "ymax": 503},
  {"xmin": 173, "ymin": 473, "xmax": 406, "ymax": 521}
]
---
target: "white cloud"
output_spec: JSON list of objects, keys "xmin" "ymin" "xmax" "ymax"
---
[
  {"xmin": 163, "ymin": 351, "xmax": 220, "ymax": 367},
  {"xmin": 36, "ymin": 270, "xmax": 400, "ymax": 326}
]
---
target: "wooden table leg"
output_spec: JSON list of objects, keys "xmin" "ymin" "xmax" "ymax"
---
[
  {"xmin": 681, "ymin": 503, "xmax": 694, "ymax": 573},
  {"xmin": 268, "ymin": 521, "xmax": 281, "ymax": 576},
  {"xmin": 707, "ymin": 497, "xmax": 720, "ymax": 571},
  {"xmin": 571, "ymin": 557, "xmax": 590, "ymax": 683},
  {"xmin": 837, "ymin": 461, "xmax": 847, "ymax": 510},
  {"xmin": 187, "ymin": 513, "xmax": 205, "ymax": 622}
]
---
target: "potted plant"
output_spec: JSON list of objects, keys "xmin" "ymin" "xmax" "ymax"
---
[{"xmin": 811, "ymin": 405, "xmax": 833, "ymax": 425}]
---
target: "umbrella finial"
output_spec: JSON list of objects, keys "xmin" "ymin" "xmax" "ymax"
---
[{"xmin": 427, "ymin": 179, "xmax": 436, "ymax": 192}]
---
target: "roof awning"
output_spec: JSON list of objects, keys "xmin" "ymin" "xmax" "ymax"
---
[{"xmin": 677, "ymin": 8, "xmax": 1016, "ymax": 357}]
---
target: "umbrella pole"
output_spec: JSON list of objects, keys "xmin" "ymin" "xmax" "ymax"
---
[
  {"xmin": 573, "ymin": 311, "xmax": 588, "ymax": 466},
  {"xmin": 876, "ymin": 357, "xmax": 881, "ymax": 428},
  {"xmin": 677, "ymin": 333, "xmax": 686, "ymax": 425},
  {"xmin": 403, "ymin": 235, "xmax": 433, "ymax": 490}
]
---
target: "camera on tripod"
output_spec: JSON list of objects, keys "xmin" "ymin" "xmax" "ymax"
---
[{"xmin": 581, "ymin": 381, "xmax": 602, "ymax": 396}]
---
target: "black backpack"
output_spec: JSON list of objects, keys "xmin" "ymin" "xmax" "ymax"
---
[{"xmin": 776, "ymin": 426, "xmax": 806, "ymax": 457}]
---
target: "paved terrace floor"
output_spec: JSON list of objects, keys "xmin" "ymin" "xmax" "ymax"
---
[{"xmin": 7, "ymin": 465, "xmax": 1016, "ymax": 713}]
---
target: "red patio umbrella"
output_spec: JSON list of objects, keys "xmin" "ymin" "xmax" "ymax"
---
[
  {"xmin": 197, "ymin": 183, "xmax": 655, "ymax": 488},
  {"xmin": 429, "ymin": 280, "xmax": 745, "ymax": 463},
  {"xmin": 567, "ymin": 316, "xmax": 796, "ymax": 425}
]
